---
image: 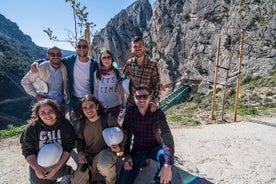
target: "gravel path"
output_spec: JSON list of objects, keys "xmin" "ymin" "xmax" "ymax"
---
[{"xmin": 0, "ymin": 116, "xmax": 275, "ymax": 184}]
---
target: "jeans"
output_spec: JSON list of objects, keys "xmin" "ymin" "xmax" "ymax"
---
[
  {"xmin": 118, "ymin": 144, "xmax": 170, "ymax": 184},
  {"xmin": 68, "ymin": 95, "xmax": 81, "ymax": 132}
]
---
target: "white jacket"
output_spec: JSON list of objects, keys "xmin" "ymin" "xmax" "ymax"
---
[{"xmin": 21, "ymin": 60, "xmax": 69, "ymax": 102}]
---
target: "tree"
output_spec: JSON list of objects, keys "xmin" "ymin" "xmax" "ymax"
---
[{"xmin": 43, "ymin": 0, "xmax": 95, "ymax": 55}]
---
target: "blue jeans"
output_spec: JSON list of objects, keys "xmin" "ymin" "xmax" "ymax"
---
[
  {"xmin": 118, "ymin": 144, "xmax": 171, "ymax": 184},
  {"xmin": 68, "ymin": 95, "xmax": 81, "ymax": 132}
]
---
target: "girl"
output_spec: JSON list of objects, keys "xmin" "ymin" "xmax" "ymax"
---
[
  {"xmin": 94, "ymin": 48, "xmax": 125, "ymax": 119},
  {"xmin": 20, "ymin": 99, "xmax": 76, "ymax": 184}
]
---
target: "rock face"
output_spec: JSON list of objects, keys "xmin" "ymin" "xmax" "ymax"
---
[
  {"xmin": 91, "ymin": 0, "xmax": 152, "ymax": 67},
  {"xmin": 92, "ymin": 0, "xmax": 275, "ymax": 94}
]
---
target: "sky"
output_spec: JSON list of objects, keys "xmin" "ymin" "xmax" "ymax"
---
[{"xmin": 0, "ymin": 0, "xmax": 154, "ymax": 51}]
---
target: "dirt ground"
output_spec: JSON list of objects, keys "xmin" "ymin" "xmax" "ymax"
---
[{"xmin": 0, "ymin": 115, "xmax": 275, "ymax": 184}]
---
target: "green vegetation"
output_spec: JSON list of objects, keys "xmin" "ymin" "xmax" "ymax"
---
[
  {"xmin": 166, "ymin": 69, "xmax": 276, "ymax": 126},
  {"xmin": 0, "ymin": 124, "xmax": 26, "ymax": 139}
]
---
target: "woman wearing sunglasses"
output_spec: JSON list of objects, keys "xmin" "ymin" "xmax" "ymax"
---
[{"xmin": 93, "ymin": 48, "xmax": 126, "ymax": 119}]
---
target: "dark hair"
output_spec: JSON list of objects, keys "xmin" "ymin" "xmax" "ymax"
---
[
  {"xmin": 131, "ymin": 36, "xmax": 143, "ymax": 43},
  {"xmin": 28, "ymin": 99, "xmax": 65, "ymax": 124},
  {"xmin": 74, "ymin": 94, "xmax": 105, "ymax": 122},
  {"xmin": 75, "ymin": 38, "xmax": 88, "ymax": 47},
  {"xmin": 96, "ymin": 49, "xmax": 120, "ymax": 80},
  {"xmin": 134, "ymin": 85, "xmax": 152, "ymax": 95}
]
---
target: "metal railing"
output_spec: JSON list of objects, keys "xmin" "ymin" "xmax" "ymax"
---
[{"xmin": 159, "ymin": 85, "xmax": 191, "ymax": 111}]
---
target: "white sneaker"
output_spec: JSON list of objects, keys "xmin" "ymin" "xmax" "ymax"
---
[{"xmin": 60, "ymin": 175, "xmax": 71, "ymax": 184}]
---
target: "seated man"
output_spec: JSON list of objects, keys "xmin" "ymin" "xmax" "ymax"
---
[
  {"xmin": 71, "ymin": 94, "xmax": 126, "ymax": 184},
  {"xmin": 118, "ymin": 85, "xmax": 175, "ymax": 184}
]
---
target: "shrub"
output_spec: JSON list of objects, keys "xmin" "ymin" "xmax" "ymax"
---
[{"xmin": 0, "ymin": 124, "xmax": 26, "ymax": 139}]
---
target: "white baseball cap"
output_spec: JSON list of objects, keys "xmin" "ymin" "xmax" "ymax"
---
[
  {"xmin": 102, "ymin": 127, "xmax": 124, "ymax": 147},
  {"xmin": 32, "ymin": 78, "xmax": 48, "ymax": 94},
  {"xmin": 37, "ymin": 143, "xmax": 63, "ymax": 167}
]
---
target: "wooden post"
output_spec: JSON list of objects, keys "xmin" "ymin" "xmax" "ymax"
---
[
  {"xmin": 211, "ymin": 37, "xmax": 221, "ymax": 120},
  {"xmin": 85, "ymin": 24, "xmax": 92, "ymax": 57},
  {"xmin": 233, "ymin": 31, "xmax": 245, "ymax": 122},
  {"xmin": 221, "ymin": 51, "xmax": 234, "ymax": 121}
]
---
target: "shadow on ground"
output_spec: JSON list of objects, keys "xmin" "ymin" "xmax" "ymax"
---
[{"xmin": 134, "ymin": 159, "xmax": 213, "ymax": 184}]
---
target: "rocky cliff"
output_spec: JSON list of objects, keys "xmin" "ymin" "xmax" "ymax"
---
[
  {"xmin": 92, "ymin": 0, "xmax": 275, "ymax": 94},
  {"xmin": 91, "ymin": 0, "xmax": 152, "ymax": 66}
]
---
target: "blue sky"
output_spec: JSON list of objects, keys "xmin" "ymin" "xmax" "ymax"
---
[{"xmin": 0, "ymin": 0, "xmax": 154, "ymax": 51}]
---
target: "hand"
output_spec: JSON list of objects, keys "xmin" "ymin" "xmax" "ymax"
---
[
  {"xmin": 149, "ymin": 102, "xmax": 158, "ymax": 112},
  {"xmin": 116, "ymin": 83, "xmax": 124, "ymax": 95},
  {"xmin": 43, "ymin": 165, "xmax": 59, "ymax": 179},
  {"xmin": 31, "ymin": 62, "xmax": 39, "ymax": 73},
  {"xmin": 110, "ymin": 144, "xmax": 121, "ymax": 153},
  {"xmin": 78, "ymin": 151, "xmax": 87, "ymax": 164},
  {"xmin": 123, "ymin": 155, "xmax": 133, "ymax": 171},
  {"xmin": 33, "ymin": 165, "xmax": 46, "ymax": 179},
  {"xmin": 35, "ymin": 94, "xmax": 46, "ymax": 101},
  {"xmin": 158, "ymin": 164, "xmax": 172, "ymax": 184}
]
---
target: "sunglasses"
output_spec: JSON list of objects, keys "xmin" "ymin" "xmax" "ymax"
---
[
  {"xmin": 77, "ymin": 45, "xmax": 88, "ymax": 49},
  {"xmin": 48, "ymin": 52, "xmax": 62, "ymax": 57},
  {"xmin": 135, "ymin": 94, "xmax": 149, "ymax": 100},
  {"xmin": 101, "ymin": 56, "xmax": 112, "ymax": 60}
]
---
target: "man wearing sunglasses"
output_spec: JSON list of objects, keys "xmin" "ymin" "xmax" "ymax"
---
[
  {"xmin": 21, "ymin": 46, "xmax": 68, "ymax": 104},
  {"xmin": 118, "ymin": 85, "xmax": 175, "ymax": 184},
  {"xmin": 30, "ymin": 38, "xmax": 99, "ymax": 129}
]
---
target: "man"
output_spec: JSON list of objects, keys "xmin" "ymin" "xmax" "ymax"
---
[
  {"xmin": 122, "ymin": 36, "xmax": 161, "ymax": 112},
  {"xmin": 31, "ymin": 38, "xmax": 98, "ymax": 107},
  {"xmin": 21, "ymin": 46, "xmax": 68, "ymax": 103},
  {"xmin": 31, "ymin": 39, "xmax": 99, "ymax": 128},
  {"xmin": 71, "ymin": 94, "xmax": 126, "ymax": 184},
  {"xmin": 118, "ymin": 85, "xmax": 175, "ymax": 184}
]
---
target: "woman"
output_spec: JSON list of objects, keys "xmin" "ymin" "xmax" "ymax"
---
[
  {"xmin": 94, "ymin": 48, "xmax": 125, "ymax": 119},
  {"xmin": 20, "ymin": 99, "xmax": 76, "ymax": 184}
]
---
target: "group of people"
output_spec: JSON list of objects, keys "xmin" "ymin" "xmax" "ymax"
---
[{"xmin": 20, "ymin": 36, "xmax": 175, "ymax": 184}]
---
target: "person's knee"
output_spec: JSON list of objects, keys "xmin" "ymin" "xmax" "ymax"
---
[{"xmin": 97, "ymin": 161, "xmax": 115, "ymax": 174}]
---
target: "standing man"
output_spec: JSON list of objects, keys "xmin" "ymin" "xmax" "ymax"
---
[
  {"xmin": 31, "ymin": 39, "xmax": 99, "ymax": 128},
  {"xmin": 118, "ymin": 85, "xmax": 175, "ymax": 184},
  {"xmin": 123, "ymin": 36, "xmax": 161, "ymax": 112},
  {"xmin": 57, "ymin": 38, "xmax": 98, "ymax": 111},
  {"xmin": 21, "ymin": 46, "xmax": 68, "ymax": 104}
]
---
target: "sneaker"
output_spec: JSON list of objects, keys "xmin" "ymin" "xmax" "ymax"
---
[{"xmin": 60, "ymin": 175, "xmax": 71, "ymax": 184}]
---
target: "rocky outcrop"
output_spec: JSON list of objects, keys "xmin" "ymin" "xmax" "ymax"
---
[
  {"xmin": 91, "ymin": 0, "xmax": 152, "ymax": 66},
  {"xmin": 147, "ymin": 0, "xmax": 275, "ymax": 94},
  {"xmin": 92, "ymin": 0, "xmax": 275, "ymax": 94}
]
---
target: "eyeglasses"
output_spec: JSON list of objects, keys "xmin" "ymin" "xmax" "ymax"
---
[
  {"xmin": 101, "ymin": 56, "xmax": 112, "ymax": 60},
  {"xmin": 76, "ymin": 45, "xmax": 88, "ymax": 49},
  {"xmin": 135, "ymin": 94, "xmax": 149, "ymax": 100},
  {"xmin": 48, "ymin": 52, "xmax": 62, "ymax": 57},
  {"xmin": 39, "ymin": 110, "xmax": 55, "ymax": 117}
]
